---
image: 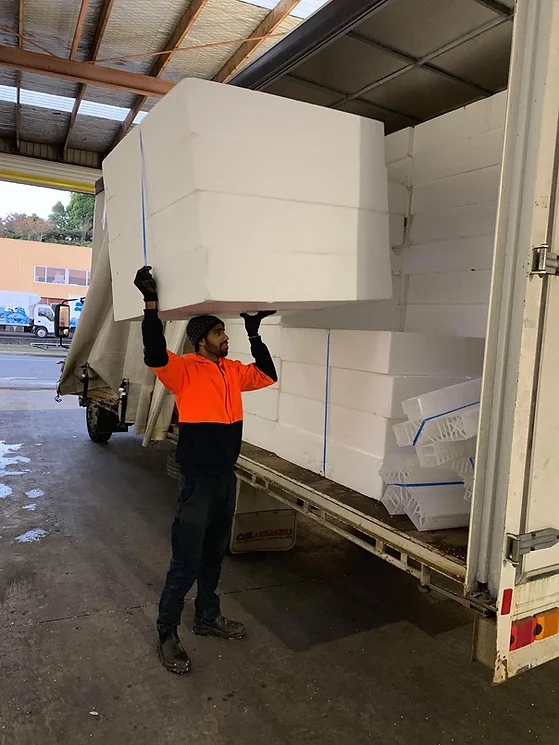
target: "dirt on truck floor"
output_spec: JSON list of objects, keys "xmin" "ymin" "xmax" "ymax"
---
[{"xmin": 0, "ymin": 387, "xmax": 558, "ymax": 745}]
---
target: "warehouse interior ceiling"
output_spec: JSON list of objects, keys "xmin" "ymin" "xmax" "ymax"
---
[{"xmin": 0, "ymin": 0, "xmax": 514, "ymax": 175}]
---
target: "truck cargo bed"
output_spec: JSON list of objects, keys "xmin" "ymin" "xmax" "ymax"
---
[{"xmin": 238, "ymin": 443, "xmax": 468, "ymax": 587}]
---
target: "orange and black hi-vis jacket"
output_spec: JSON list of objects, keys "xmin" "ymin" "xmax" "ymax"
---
[{"xmin": 142, "ymin": 309, "xmax": 277, "ymax": 476}]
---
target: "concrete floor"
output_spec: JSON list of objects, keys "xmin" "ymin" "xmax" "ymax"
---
[{"xmin": 0, "ymin": 380, "xmax": 558, "ymax": 744}]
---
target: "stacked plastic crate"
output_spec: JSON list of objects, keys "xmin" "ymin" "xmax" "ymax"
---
[{"xmin": 380, "ymin": 378, "xmax": 481, "ymax": 531}]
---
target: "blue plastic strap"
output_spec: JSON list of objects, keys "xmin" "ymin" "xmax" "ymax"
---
[
  {"xmin": 139, "ymin": 129, "xmax": 148, "ymax": 266},
  {"xmin": 322, "ymin": 331, "xmax": 331, "ymax": 476},
  {"xmin": 469, "ymin": 457, "xmax": 475, "ymax": 469},
  {"xmin": 412, "ymin": 400, "xmax": 480, "ymax": 447},
  {"xmin": 386, "ymin": 481, "xmax": 465, "ymax": 487}
]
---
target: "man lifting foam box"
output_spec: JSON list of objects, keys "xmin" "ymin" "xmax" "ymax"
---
[{"xmin": 102, "ymin": 78, "xmax": 392, "ymax": 322}]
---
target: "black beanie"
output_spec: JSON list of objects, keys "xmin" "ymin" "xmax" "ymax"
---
[{"xmin": 186, "ymin": 314, "xmax": 224, "ymax": 349}]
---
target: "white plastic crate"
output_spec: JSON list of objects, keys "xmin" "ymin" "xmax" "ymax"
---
[
  {"xmin": 393, "ymin": 404, "xmax": 480, "ymax": 447},
  {"xmin": 401, "ymin": 377, "xmax": 481, "ymax": 421},
  {"xmin": 381, "ymin": 485, "xmax": 410, "ymax": 516},
  {"xmin": 415, "ymin": 438, "xmax": 477, "ymax": 467},
  {"xmin": 405, "ymin": 485, "xmax": 471, "ymax": 531}
]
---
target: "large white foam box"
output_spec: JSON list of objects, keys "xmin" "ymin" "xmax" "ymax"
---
[{"xmin": 103, "ymin": 78, "xmax": 392, "ymax": 322}]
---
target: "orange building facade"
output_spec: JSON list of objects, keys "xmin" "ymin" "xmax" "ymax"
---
[{"xmin": 0, "ymin": 237, "xmax": 92, "ymax": 303}]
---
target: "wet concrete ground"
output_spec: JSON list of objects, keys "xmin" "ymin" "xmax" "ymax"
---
[{"xmin": 0, "ymin": 380, "xmax": 558, "ymax": 744}]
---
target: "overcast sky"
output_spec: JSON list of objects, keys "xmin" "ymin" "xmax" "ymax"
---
[{"xmin": 0, "ymin": 182, "xmax": 71, "ymax": 219}]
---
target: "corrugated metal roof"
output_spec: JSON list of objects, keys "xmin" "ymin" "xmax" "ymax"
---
[
  {"xmin": 0, "ymin": 0, "xmax": 308, "ymax": 166},
  {"xmin": 0, "ymin": 0, "xmax": 514, "ymax": 171},
  {"xmin": 233, "ymin": 0, "xmax": 513, "ymax": 134}
]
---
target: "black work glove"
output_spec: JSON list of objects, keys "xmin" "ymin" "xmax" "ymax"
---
[
  {"xmin": 240, "ymin": 310, "xmax": 276, "ymax": 338},
  {"xmin": 134, "ymin": 266, "xmax": 158, "ymax": 302}
]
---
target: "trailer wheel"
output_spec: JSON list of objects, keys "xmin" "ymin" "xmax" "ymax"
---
[
  {"xmin": 166, "ymin": 451, "xmax": 181, "ymax": 480},
  {"xmin": 86, "ymin": 402, "xmax": 117, "ymax": 444}
]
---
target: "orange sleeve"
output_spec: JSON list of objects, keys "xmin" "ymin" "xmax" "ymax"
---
[
  {"xmin": 151, "ymin": 351, "xmax": 188, "ymax": 395},
  {"xmin": 234, "ymin": 361, "xmax": 274, "ymax": 393}
]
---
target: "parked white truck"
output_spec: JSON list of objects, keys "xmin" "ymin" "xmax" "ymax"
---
[
  {"xmin": 0, "ymin": 291, "xmax": 83, "ymax": 338},
  {"xmin": 57, "ymin": 1, "xmax": 559, "ymax": 683}
]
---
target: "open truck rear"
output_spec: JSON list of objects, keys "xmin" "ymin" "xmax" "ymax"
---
[{"xmin": 57, "ymin": 0, "xmax": 559, "ymax": 682}]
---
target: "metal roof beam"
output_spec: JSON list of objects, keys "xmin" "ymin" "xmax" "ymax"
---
[
  {"xmin": 347, "ymin": 31, "xmax": 494, "ymax": 96},
  {"xmin": 0, "ymin": 45, "xmax": 175, "ymax": 97},
  {"xmin": 330, "ymin": 17, "xmax": 509, "ymax": 110},
  {"xmin": 112, "ymin": 0, "xmax": 209, "ymax": 148},
  {"xmin": 62, "ymin": 0, "xmax": 116, "ymax": 155},
  {"xmin": 230, "ymin": 0, "xmax": 393, "ymax": 90},
  {"xmin": 15, "ymin": 0, "xmax": 24, "ymax": 152},
  {"xmin": 286, "ymin": 73, "xmax": 421, "ymax": 123},
  {"xmin": 214, "ymin": 0, "xmax": 302, "ymax": 84},
  {"xmin": 471, "ymin": 0, "xmax": 514, "ymax": 18}
]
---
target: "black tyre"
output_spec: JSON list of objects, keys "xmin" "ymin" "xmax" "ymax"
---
[
  {"xmin": 34, "ymin": 326, "xmax": 48, "ymax": 338},
  {"xmin": 166, "ymin": 450, "xmax": 181, "ymax": 480},
  {"xmin": 86, "ymin": 402, "xmax": 118, "ymax": 444}
]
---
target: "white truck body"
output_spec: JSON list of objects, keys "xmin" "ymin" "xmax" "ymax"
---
[
  {"xmin": 0, "ymin": 290, "xmax": 40, "ymax": 329},
  {"xmin": 58, "ymin": 0, "xmax": 559, "ymax": 682}
]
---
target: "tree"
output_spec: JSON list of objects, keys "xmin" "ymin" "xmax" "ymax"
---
[
  {"xmin": 47, "ymin": 193, "xmax": 95, "ymax": 246},
  {"xmin": 0, "ymin": 212, "xmax": 52, "ymax": 242},
  {"xmin": 0, "ymin": 191, "xmax": 95, "ymax": 246}
]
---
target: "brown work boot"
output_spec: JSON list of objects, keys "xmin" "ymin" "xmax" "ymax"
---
[
  {"xmin": 192, "ymin": 615, "xmax": 246, "ymax": 639},
  {"xmin": 157, "ymin": 629, "xmax": 192, "ymax": 674}
]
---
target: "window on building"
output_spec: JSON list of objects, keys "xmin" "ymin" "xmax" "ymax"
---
[
  {"xmin": 46, "ymin": 267, "xmax": 66, "ymax": 284},
  {"xmin": 34, "ymin": 266, "xmax": 90, "ymax": 287},
  {"xmin": 68, "ymin": 269, "xmax": 88, "ymax": 287},
  {"xmin": 34, "ymin": 266, "xmax": 46, "ymax": 282}
]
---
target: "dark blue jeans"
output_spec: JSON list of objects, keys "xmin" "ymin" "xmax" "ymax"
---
[{"xmin": 157, "ymin": 472, "xmax": 237, "ymax": 635}]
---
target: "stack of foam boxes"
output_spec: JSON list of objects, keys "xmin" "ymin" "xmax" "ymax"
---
[
  {"xmin": 226, "ymin": 321, "xmax": 484, "ymax": 502},
  {"xmin": 380, "ymin": 378, "xmax": 481, "ymax": 531}
]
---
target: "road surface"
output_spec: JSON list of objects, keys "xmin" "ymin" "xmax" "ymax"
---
[
  {"xmin": 0, "ymin": 358, "xmax": 558, "ymax": 745},
  {"xmin": 0, "ymin": 354, "xmax": 64, "ymax": 389}
]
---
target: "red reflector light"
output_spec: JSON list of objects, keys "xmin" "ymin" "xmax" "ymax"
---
[
  {"xmin": 510, "ymin": 617, "xmax": 536, "ymax": 651},
  {"xmin": 534, "ymin": 608, "xmax": 559, "ymax": 641},
  {"xmin": 501, "ymin": 588, "xmax": 513, "ymax": 615}
]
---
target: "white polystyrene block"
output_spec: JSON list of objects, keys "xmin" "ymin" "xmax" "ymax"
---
[
  {"xmin": 387, "ymin": 157, "xmax": 412, "ymax": 186},
  {"xmin": 403, "ymin": 236, "xmax": 495, "ymax": 275},
  {"xmin": 385, "ymin": 127, "xmax": 414, "ymax": 164},
  {"xmin": 243, "ymin": 414, "xmax": 277, "ymax": 451},
  {"xmin": 274, "ymin": 423, "xmax": 323, "ymax": 473},
  {"xmin": 285, "ymin": 294, "xmax": 402, "ymax": 331},
  {"xmin": 103, "ymin": 78, "xmax": 392, "ymax": 321},
  {"xmin": 280, "ymin": 361, "xmax": 326, "ymax": 402},
  {"xmin": 411, "ymin": 128, "xmax": 504, "ymax": 185},
  {"xmin": 242, "ymin": 387, "xmax": 280, "ymax": 421},
  {"xmin": 403, "ymin": 304, "xmax": 489, "ymax": 338},
  {"xmin": 225, "ymin": 323, "xmax": 282, "ymax": 359},
  {"xmin": 388, "ymin": 181, "xmax": 409, "ymax": 215},
  {"xmin": 406, "ymin": 270, "xmax": 492, "ymax": 305},
  {"xmin": 325, "ymin": 441, "xmax": 384, "ymax": 500},
  {"xmin": 411, "ymin": 166, "xmax": 501, "ymax": 214},
  {"xmin": 401, "ymin": 378, "xmax": 482, "ymax": 421},
  {"xmin": 329, "ymin": 330, "xmax": 485, "ymax": 376},
  {"xmin": 278, "ymin": 393, "xmax": 325, "ymax": 437},
  {"xmin": 282, "ymin": 299, "xmax": 402, "ymax": 332},
  {"xmin": 329, "ymin": 368, "xmax": 470, "ymax": 418},
  {"xmin": 328, "ymin": 405, "xmax": 402, "ymax": 457},
  {"xmin": 280, "ymin": 328, "xmax": 329, "ymax": 366},
  {"xmin": 412, "ymin": 94, "xmax": 506, "ymax": 155},
  {"xmin": 390, "ymin": 213, "xmax": 405, "ymax": 247},
  {"xmin": 409, "ymin": 201, "xmax": 498, "ymax": 244}
]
